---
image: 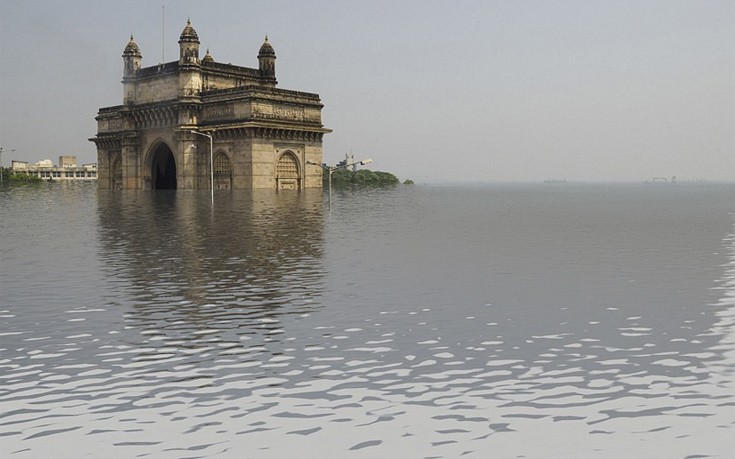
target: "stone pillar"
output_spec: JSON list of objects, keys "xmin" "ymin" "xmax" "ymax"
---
[
  {"xmin": 304, "ymin": 142, "xmax": 323, "ymax": 188},
  {"xmin": 251, "ymin": 137, "xmax": 276, "ymax": 189},
  {"xmin": 231, "ymin": 138, "xmax": 252, "ymax": 189},
  {"xmin": 176, "ymin": 131, "xmax": 198, "ymax": 190},
  {"xmin": 96, "ymin": 147, "xmax": 111, "ymax": 190},
  {"xmin": 120, "ymin": 135, "xmax": 140, "ymax": 190}
]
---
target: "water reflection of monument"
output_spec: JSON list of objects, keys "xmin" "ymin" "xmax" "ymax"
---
[{"xmin": 96, "ymin": 190, "xmax": 325, "ymax": 341}]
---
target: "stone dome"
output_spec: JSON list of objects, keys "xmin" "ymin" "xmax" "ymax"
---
[
  {"xmin": 123, "ymin": 35, "xmax": 141, "ymax": 57},
  {"xmin": 179, "ymin": 19, "xmax": 199, "ymax": 43},
  {"xmin": 258, "ymin": 36, "xmax": 276, "ymax": 57},
  {"xmin": 202, "ymin": 49, "xmax": 214, "ymax": 63}
]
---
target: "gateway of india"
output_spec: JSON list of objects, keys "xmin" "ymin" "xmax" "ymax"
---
[{"xmin": 91, "ymin": 20, "xmax": 330, "ymax": 190}]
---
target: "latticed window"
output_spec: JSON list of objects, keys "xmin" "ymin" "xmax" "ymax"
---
[
  {"xmin": 276, "ymin": 153, "xmax": 299, "ymax": 178},
  {"xmin": 213, "ymin": 153, "xmax": 231, "ymax": 177}
]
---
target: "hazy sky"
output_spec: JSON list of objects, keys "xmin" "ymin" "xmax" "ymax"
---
[{"xmin": 1, "ymin": 0, "xmax": 733, "ymax": 183}]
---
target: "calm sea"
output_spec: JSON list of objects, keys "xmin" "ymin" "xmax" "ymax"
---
[{"xmin": 1, "ymin": 182, "xmax": 734, "ymax": 458}]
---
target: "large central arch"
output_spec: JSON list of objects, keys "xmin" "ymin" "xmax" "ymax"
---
[{"xmin": 150, "ymin": 143, "xmax": 177, "ymax": 190}]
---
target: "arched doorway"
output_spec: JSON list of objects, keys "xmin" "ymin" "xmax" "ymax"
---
[
  {"xmin": 213, "ymin": 152, "xmax": 232, "ymax": 190},
  {"xmin": 111, "ymin": 156, "xmax": 122, "ymax": 190},
  {"xmin": 150, "ymin": 144, "xmax": 177, "ymax": 190},
  {"xmin": 276, "ymin": 152, "xmax": 300, "ymax": 190}
]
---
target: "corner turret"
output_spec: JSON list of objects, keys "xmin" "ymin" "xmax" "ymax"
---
[
  {"xmin": 202, "ymin": 49, "xmax": 214, "ymax": 64},
  {"xmin": 178, "ymin": 20, "xmax": 202, "ymax": 98},
  {"xmin": 178, "ymin": 19, "xmax": 200, "ymax": 66},
  {"xmin": 122, "ymin": 35, "xmax": 142, "ymax": 104},
  {"xmin": 258, "ymin": 36, "xmax": 277, "ymax": 86},
  {"xmin": 122, "ymin": 35, "xmax": 142, "ymax": 77}
]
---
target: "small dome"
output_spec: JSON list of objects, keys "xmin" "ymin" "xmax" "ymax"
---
[
  {"xmin": 202, "ymin": 49, "xmax": 214, "ymax": 63},
  {"xmin": 258, "ymin": 36, "xmax": 276, "ymax": 58},
  {"xmin": 179, "ymin": 19, "xmax": 200, "ymax": 43},
  {"xmin": 123, "ymin": 35, "xmax": 141, "ymax": 57}
]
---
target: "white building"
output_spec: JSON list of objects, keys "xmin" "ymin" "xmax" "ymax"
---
[{"xmin": 11, "ymin": 156, "xmax": 97, "ymax": 181}]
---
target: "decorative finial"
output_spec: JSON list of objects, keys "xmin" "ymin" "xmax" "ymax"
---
[
  {"xmin": 264, "ymin": 35, "xmax": 269, "ymax": 42},
  {"xmin": 130, "ymin": 34, "xmax": 134, "ymax": 41},
  {"xmin": 187, "ymin": 18, "xmax": 191, "ymax": 25}
]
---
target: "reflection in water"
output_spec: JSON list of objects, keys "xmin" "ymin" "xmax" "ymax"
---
[
  {"xmin": 96, "ymin": 189, "xmax": 327, "ymax": 361},
  {"xmin": 99, "ymin": 191, "xmax": 324, "ymax": 311},
  {"xmin": 709, "ymin": 220, "xmax": 735, "ymax": 379},
  {"xmin": 1, "ymin": 183, "xmax": 734, "ymax": 458}
]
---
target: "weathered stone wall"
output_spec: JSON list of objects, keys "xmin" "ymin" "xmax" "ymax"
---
[
  {"xmin": 204, "ymin": 73, "xmax": 259, "ymax": 92},
  {"xmin": 304, "ymin": 142, "xmax": 324, "ymax": 188},
  {"xmin": 134, "ymin": 74, "xmax": 179, "ymax": 104},
  {"xmin": 96, "ymin": 111, "xmax": 123, "ymax": 134},
  {"xmin": 231, "ymin": 139, "xmax": 253, "ymax": 189},
  {"xmin": 251, "ymin": 139, "xmax": 276, "ymax": 189}
]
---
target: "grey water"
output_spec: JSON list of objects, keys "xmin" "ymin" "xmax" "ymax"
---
[{"xmin": 1, "ymin": 182, "xmax": 734, "ymax": 458}]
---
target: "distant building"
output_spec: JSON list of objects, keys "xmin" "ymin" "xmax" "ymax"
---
[
  {"xmin": 58, "ymin": 156, "xmax": 77, "ymax": 168},
  {"xmin": 337, "ymin": 153, "xmax": 357, "ymax": 171},
  {"xmin": 10, "ymin": 156, "xmax": 97, "ymax": 180},
  {"xmin": 90, "ymin": 20, "xmax": 330, "ymax": 191}
]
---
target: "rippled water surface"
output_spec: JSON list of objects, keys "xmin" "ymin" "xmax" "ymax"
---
[{"xmin": 1, "ymin": 182, "xmax": 734, "ymax": 458}]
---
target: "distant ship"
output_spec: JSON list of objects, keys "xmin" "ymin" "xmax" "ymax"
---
[{"xmin": 645, "ymin": 176, "xmax": 677, "ymax": 184}]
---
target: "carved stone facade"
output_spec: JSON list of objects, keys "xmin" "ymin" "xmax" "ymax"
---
[{"xmin": 91, "ymin": 21, "xmax": 330, "ymax": 190}]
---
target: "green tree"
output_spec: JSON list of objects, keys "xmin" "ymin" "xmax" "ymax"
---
[{"xmin": 326, "ymin": 168, "xmax": 399, "ymax": 186}]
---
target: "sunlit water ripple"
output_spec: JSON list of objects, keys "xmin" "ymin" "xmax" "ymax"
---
[{"xmin": 1, "ymin": 182, "xmax": 734, "ymax": 458}]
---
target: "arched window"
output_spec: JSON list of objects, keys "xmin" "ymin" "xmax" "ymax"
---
[
  {"xmin": 276, "ymin": 152, "xmax": 300, "ymax": 190},
  {"xmin": 276, "ymin": 152, "xmax": 299, "ymax": 179},
  {"xmin": 213, "ymin": 153, "xmax": 231, "ymax": 177},
  {"xmin": 213, "ymin": 152, "xmax": 232, "ymax": 190}
]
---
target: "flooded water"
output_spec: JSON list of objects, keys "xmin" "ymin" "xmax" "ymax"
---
[{"xmin": 1, "ymin": 182, "xmax": 734, "ymax": 458}]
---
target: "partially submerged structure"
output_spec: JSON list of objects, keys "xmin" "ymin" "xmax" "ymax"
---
[{"xmin": 91, "ymin": 20, "xmax": 330, "ymax": 190}]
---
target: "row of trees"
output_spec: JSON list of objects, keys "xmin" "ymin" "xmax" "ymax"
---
[
  {"xmin": 327, "ymin": 168, "xmax": 401, "ymax": 186},
  {"xmin": 0, "ymin": 168, "xmax": 43, "ymax": 183}
]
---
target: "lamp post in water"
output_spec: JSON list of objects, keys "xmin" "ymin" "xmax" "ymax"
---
[
  {"xmin": 307, "ymin": 158, "xmax": 372, "ymax": 211},
  {"xmin": 189, "ymin": 130, "xmax": 214, "ymax": 205}
]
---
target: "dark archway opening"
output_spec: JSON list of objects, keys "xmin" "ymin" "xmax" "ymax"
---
[{"xmin": 151, "ymin": 144, "xmax": 177, "ymax": 190}]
